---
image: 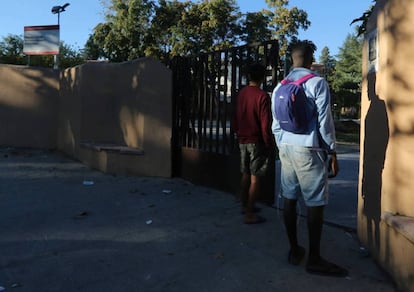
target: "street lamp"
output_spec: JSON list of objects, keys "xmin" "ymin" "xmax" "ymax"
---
[
  {"xmin": 51, "ymin": 3, "xmax": 70, "ymax": 69},
  {"xmin": 51, "ymin": 3, "xmax": 70, "ymax": 25}
]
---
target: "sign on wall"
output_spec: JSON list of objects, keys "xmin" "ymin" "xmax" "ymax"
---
[
  {"xmin": 23, "ymin": 25, "xmax": 60, "ymax": 55},
  {"xmin": 366, "ymin": 29, "xmax": 378, "ymax": 73}
]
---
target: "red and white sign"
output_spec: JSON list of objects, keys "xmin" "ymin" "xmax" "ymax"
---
[{"xmin": 23, "ymin": 25, "xmax": 60, "ymax": 55}]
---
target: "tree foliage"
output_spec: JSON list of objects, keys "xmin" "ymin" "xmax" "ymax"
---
[
  {"xmin": 85, "ymin": 0, "xmax": 154, "ymax": 62},
  {"xmin": 59, "ymin": 43, "xmax": 86, "ymax": 68},
  {"xmin": 351, "ymin": 0, "xmax": 376, "ymax": 36},
  {"xmin": 331, "ymin": 33, "xmax": 363, "ymax": 92},
  {"xmin": 170, "ymin": 0, "xmax": 241, "ymax": 55},
  {"xmin": 143, "ymin": 0, "xmax": 189, "ymax": 59},
  {"xmin": 85, "ymin": 0, "xmax": 310, "ymax": 62},
  {"xmin": 86, "ymin": 0, "xmax": 243, "ymax": 61},
  {"xmin": 318, "ymin": 46, "xmax": 336, "ymax": 83},
  {"xmin": 240, "ymin": 12, "xmax": 272, "ymax": 44},
  {"xmin": 0, "ymin": 34, "xmax": 26, "ymax": 65},
  {"xmin": 319, "ymin": 46, "xmax": 335, "ymax": 68},
  {"xmin": 331, "ymin": 33, "xmax": 363, "ymax": 114},
  {"xmin": 263, "ymin": 0, "xmax": 310, "ymax": 56}
]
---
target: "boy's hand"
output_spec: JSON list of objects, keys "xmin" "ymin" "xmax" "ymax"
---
[{"xmin": 328, "ymin": 153, "xmax": 339, "ymax": 178}]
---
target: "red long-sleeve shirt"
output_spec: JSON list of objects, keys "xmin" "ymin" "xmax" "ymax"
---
[{"xmin": 233, "ymin": 85, "xmax": 274, "ymax": 148}]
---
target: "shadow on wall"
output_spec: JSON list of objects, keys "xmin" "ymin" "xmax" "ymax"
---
[
  {"xmin": 361, "ymin": 72, "xmax": 389, "ymax": 251},
  {"xmin": 58, "ymin": 65, "xmax": 82, "ymax": 154},
  {"xmin": 0, "ymin": 65, "xmax": 59, "ymax": 149},
  {"xmin": 58, "ymin": 58, "xmax": 172, "ymax": 178}
]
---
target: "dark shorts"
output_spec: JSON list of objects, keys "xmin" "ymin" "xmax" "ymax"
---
[{"xmin": 239, "ymin": 143, "xmax": 269, "ymax": 176}]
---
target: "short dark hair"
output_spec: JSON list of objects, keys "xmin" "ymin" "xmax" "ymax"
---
[
  {"xmin": 288, "ymin": 40, "xmax": 316, "ymax": 64},
  {"xmin": 247, "ymin": 63, "xmax": 266, "ymax": 83}
]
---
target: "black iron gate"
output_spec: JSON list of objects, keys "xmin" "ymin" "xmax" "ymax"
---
[{"xmin": 170, "ymin": 40, "xmax": 279, "ymax": 202}]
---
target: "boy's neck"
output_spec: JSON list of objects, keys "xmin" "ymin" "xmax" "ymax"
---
[{"xmin": 249, "ymin": 81, "xmax": 261, "ymax": 87}]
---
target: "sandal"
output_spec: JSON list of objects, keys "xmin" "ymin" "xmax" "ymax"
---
[
  {"xmin": 306, "ymin": 258, "xmax": 348, "ymax": 277},
  {"xmin": 288, "ymin": 246, "xmax": 306, "ymax": 265},
  {"xmin": 241, "ymin": 206, "xmax": 262, "ymax": 214},
  {"xmin": 244, "ymin": 215, "xmax": 266, "ymax": 224}
]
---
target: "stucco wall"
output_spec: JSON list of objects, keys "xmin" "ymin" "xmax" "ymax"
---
[
  {"xmin": 0, "ymin": 65, "xmax": 59, "ymax": 149},
  {"xmin": 359, "ymin": 0, "xmax": 414, "ymax": 290},
  {"xmin": 58, "ymin": 57, "xmax": 172, "ymax": 178}
]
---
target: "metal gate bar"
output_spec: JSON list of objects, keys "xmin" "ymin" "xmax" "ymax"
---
[{"xmin": 169, "ymin": 40, "xmax": 279, "ymax": 201}]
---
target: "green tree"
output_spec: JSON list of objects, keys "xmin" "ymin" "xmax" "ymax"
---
[
  {"xmin": 332, "ymin": 33, "xmax": 362, "ymax": 92},
  {"xmin": 86, "ymin": 0, "xmax": 310, "ymax": 62},
  {"xmin": 240, "ymin": 12, "xmax": 272, "ymax": 44},
  {"xmin": 84, "ymin": 22, "xmax": 112, "ymax": 60},
  {"xmin": 331, "ymin": 33, "xmax": 363, "ymax": 117},
  {"xmin": 318, "ymin": 46, "xmax": 336, "ymax": 82},
  {"xmin": 86, "ymin": 0, "xmax": 154, "ymax": 62},
  {"xmin": 165, "ymin": 0, "xmax": 241, "ymax": 56},
  {"xmin": 263, "ymin": 0, "xmax": 310, "ymax": 56},
  {"xmin": 0, "ymin": 34, "xmax": 26, "ymax": 65},
  {"xmin": 59, "ymin": 43, "xmax": 86, "ymax": 68},
  {"xmin": 87, "ymin": 0, "xmax": 242, "ymax": 61},
  {"xmin": 144, "ymin": 0, "xmax": 189, "ymax": 60}
]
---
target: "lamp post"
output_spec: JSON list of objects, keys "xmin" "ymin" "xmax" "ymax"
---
[{"xmin": 51, "ymin": 3, "xmax": 70, "ymax": 69}]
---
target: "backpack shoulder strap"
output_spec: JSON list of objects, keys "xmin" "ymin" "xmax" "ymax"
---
[
  {"xmin": 280, "ymin": 78, "xmax": 291, "ymax": 85},
  {"xmin": 292, "ymin": 73, "xmax": 316, "ymax": 86}
]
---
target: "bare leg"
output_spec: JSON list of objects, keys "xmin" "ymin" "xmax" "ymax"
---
[
  {"xmin": 284, "ymin": 198, "xmax": 299, "ymax": 249},
  {"xmin": 306, "ymin": 205, "xmax": 348, "ymax": 277},
  {"xmin": 284, "ymin": 198, "xmax": 305, "ymax": 265},
  {"xmin": 307, "ymin": 205, "xmax": 324, "ymax": 262},
  {"xmin": 247, "ymin": 175, "xmax": 259, "ymax": 214},
  {"xmin": 240, "ymin": 173, "xmax": 250, "ymax": 212},
  {"xmin": 244, "ymin": 175, "xmax": 265, "ymax": 224}
]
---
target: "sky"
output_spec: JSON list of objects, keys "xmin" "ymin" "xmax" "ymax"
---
[{"xmin": 0, "ymin": 0, "xmax": 373, "ymax": 59}]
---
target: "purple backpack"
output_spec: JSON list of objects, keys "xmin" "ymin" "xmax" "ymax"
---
[{"xmin": 273, "ymin": 73, "xmax": 316, "ymax": 133}]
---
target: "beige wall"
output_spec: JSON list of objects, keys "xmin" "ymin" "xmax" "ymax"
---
[
  {"xmin": 0, "ymin": 57, "xmax": 172, "ymax": 178},
  {"xmin": 359, "ymin": 1, "xmax": 414, "ymax": 291},
  {"xmin": 58, "ymin": 57, "xmax": 172, "ymax": 178},
  {"xmin": 0, "ymin": 64, "xmax": 59, "ymax": 149}
]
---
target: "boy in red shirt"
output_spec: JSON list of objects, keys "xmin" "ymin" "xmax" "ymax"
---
[{"xmin": 233, "ymin": 63, "xmax": 274, "ymax": 224}]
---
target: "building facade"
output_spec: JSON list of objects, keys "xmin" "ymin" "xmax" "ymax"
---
[{"xmin": 359, "ymin": 1, "xmax": 414, "ymax": 291}]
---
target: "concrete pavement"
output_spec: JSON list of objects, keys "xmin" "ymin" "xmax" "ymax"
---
[{"xmin": 0, "ymin": 146, "xmax": 396, "ymax": 292}]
